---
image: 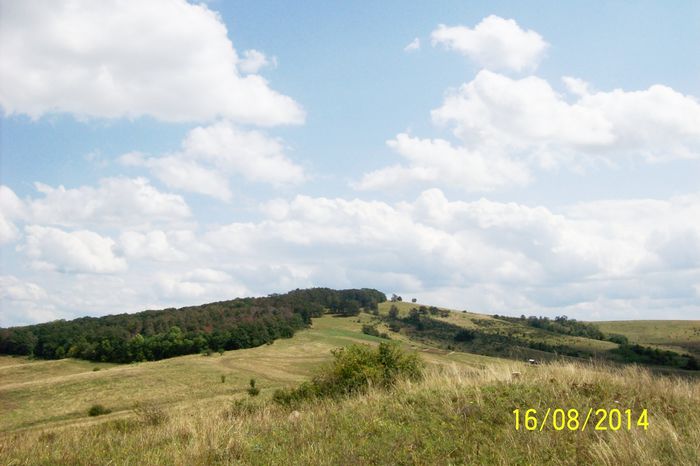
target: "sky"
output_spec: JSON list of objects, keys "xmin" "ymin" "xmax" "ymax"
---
[{"xmin": 1, "ymin": 0, "xmax": 700, "ymax": 326}]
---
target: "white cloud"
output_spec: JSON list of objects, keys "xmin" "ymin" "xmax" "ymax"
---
[
  {"xmin": 119, "ymin": 230, "xmax": 187, "ymax": 262},
  {"xmin": 0, "ymin": 275, "xmax": 58, "ymax": 326},
  {"xmin": 359, "ymin": 69, "xmax": 700, "ymax": 192},
  {"xmin": 355, "ymin": 133, "xmax": 530, "ymax": 191},
  {"xmin": 404, "ymin": 38, "xmax": 421, "ymax": 52},
  {"xmin": 28, "ymin": 177, "xmax": 191, "ymax": 227},
  {"xmin": 154, "ymin": 268, "xmax": 246, "ymax": 301},
  {"xmin": 0, "ymin": 0, "xmax": 304, "ymax": 125},
  {"xmin": 0, "ymin": 275, "xmax": 48, "ymax": 302},
  {"xmin": 238, "ymin": 49, "xmax": 275, "ymax": 74},
  {"xmin": 23, "ymin": 226, "xmax": 127, "ymax": 273},
  {"xmin": 433, "ymin": 70, "xmax": 700, "ymax": 164},
  {"xmin": 431, "ymin": 15, "xmax": 548, "ymax": 72},
  {"xmin": 121, "ymin": 121, "xmax": 306, "ymax": 199},
  {"xmin": 4, "ymin": 187, "xmax": 700, "ymax": 324},
  {"xmin": 0, "ymin": 185, "xmax": 25, "ymax": 244},
  {"xmin": 120, "ymin": 153, "xmax": 233, "ymax": 201}
]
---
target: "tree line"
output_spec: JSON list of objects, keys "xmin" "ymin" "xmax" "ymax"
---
[{"xmin": 0, "ymin": 288, "xmax": 386, "ymax": 363}]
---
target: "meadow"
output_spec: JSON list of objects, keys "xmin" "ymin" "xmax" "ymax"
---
[
  {"xmin": 596, "ymin": 320, "xmax": 700, "ymax": 358},
  {"xmin": 1, "ymin": 310, "xmax": 699, "ymax": 465}
]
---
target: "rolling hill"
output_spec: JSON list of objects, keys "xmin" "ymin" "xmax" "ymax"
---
[{"xmin": 1, "ymin": 293, "xmax": 700, "ymax": 464}]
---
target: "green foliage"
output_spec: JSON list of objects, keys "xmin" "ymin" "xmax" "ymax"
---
[
  {"xmin": 88, "ymin": 404, "xmax": 111, "ymax": 417},
  {"xmin": 361, "ymin": 324, "xmax": 390, "ymax": 339},
  {"xmin": 0, "ymin": 288, "xmax": 386, "ymax": 364},
  {"xmin": 610, "ymin": 344, "xmax": 698, "ymax": 370},
  {"xmin": 337, "ymin": 300, "xmax": 361, "ymax": 317},
  {"xmin": 247, "ymin": 378, "xmax": 260, "ymax": 397},
  {"xmin": 607, "ymin": 333, "xmax": 629, "ymax": 345},
  {"xmin": 388, "ymin": 305, "xmax": 399, "ymax": 319},
  {"xmin": 273, "ymin": 343, "xmax": 423, "ymax": 405},
  {"xmin": 495, "ymin": 314, "xmax": 606, "ymax": 340}
]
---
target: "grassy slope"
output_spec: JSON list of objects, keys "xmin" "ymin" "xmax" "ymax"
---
[
  {"xmin": 596, "ymin": 320, "xmax": 700, "ymax": 357},
  {"xmin": 2, "ymin": 361, "xmax": 698, "ymax": 465},
  {"xmin": 0, "ymin": 314, "xmax": 501, "ymax": 433},
  {"xmin": 2, "ymin": 310, "xmax": 700, "ymax": 464},
  {"xmin": 379, "ymin": 302, "xmax": 617, "ymax": 355}
]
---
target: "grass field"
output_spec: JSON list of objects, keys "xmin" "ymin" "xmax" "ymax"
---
[
  {"xmin": 2, "ymin": 310, "xmax": 700, "ymax": 465},
  {"xmin": 596, "ymin": 320, "xmax": 700, "ymax": 357},
  {"xmin": 0, "ymin": 314, "xmax": 501, "ymax": 434}
]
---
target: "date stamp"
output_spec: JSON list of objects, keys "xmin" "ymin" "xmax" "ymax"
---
[{"xmin": 513, "ymin": 408, "xmax": 649, "ymax": 431}]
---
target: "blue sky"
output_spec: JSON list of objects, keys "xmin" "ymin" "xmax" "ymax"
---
[{"xmin": 1, "ymin": 0, "xmax": 699, "ymax": 326}]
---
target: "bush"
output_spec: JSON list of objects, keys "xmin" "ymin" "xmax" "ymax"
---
[
  {"xmin": 133, "ymin": 404, "xmax": 168, "ymax": 426},
  {"xmin": 247, "ymin": 378, "xmax": 260, "ymax": 396},
  {"xmin": 88, "ymin": 404, "xmax": 112, "ymax": 417},
  {"xmin": 388, "ymin": 305, "xmax": 399, "ymax": 319},
  {"xmin": 607, "ymin": 334, "xmax": 629, "ymax": 345},
  {"xmin": 273, "ymin": 342, "xmax": 423, "ymax": 405},
  {"xmin": 362, "ymin": 324, "xmax": 380, "ymax": 337},
  {"xmin": 223, "ymin": 398, "xmax": 261, "ymax": 419}
]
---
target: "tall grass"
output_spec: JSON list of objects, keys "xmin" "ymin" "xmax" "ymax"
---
[{"xmin": 1, "ymin": 360, "xmax": 698, "ymax": 465}]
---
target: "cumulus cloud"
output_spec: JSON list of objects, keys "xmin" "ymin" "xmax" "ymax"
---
[
  {"xmin": 0, "ymin": 0, "xmax": 304, "ymax": 125},
  {"xmin": 357, "ymin": 69, "xmax": 700, "ymax": 191},
  {"xmin": 23, "ymin": 226, "xmax": 127, "ymax": 273},
  {"xmin": 0, "ymin": 275, "xmax": 59, "ymax": 326},
  {"xmin": 238, "ymin": 49, "xmax": 275, "ymax": 74},
  {"xmin": 433, "ymin": 70, "xmax": 700, "ymax": 164},
  {"xmin": 431, "ymin": 15, "xmax": 548, "ymax": 72},
  {"xmin": 121, "ymin": 121, "xmax": 306, "ymax": 199},
  {"xmin": 119, "ymin": 230, "xmax": 188, "ymax": 262},
  {"xmin": 120, "ymin": 154, "xmax": 233, "ymax": 201},
  {"xmin": 28, "ymin": 177, "xmax": 191, "ymax": 227},
  {"xmin": 5, "ymin": 187, "xmax": 700, "ymax": 324},
  {"xmin": 404, "ymin": 38, "xmax": 421, "ymax": 52},
  {"xmin": 154, "ymin": 268, "xmax": 246, "ymax": 301},
  {"xmin": 355, "ymin": 133, "xmax": 530, "ymax": 191},
  {"xmin": 0, "ymin": 186, "xmax": 25, "ymax": 244},
  {"xmin": 201, "ymin": 189, "xmax": 700, "ymax": 318}
]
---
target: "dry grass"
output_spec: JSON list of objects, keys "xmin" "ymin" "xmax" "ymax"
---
[{"xmin": 1, "ymin": 360, "xmax": 698, "ymax": 465}]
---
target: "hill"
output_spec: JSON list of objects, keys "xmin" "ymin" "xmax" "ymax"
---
[
  {"xmin": 0, "ymin": 288, "xmax": 386, "ymax": 363},
  {"xmin": 375, "ymin": 301, "xmax": 699, "ymax": 371},
  {"xmin": 1, "ymin": 311, "xmax": 699, "ymax": 465},
  {"xmin": 596, "ymin": 320, "xmax": 700, "ymax": 358}
]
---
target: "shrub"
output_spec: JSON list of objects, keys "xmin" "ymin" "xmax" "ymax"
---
[
  {"xmin": 133, "ymin": 404, "xmax": 168, "ymax": 426},
  {"xmin": 88, "ymin": 404, "xmax": 112, "ymax": 417},
  {"xmin": 223, "ymin": 398, "xmax": 261, "ymax": 419},
  {"xmin": 247, "ymin": 378, "xmax": 260, "ymax": 396},
  {"xmin": 221, "ymin": 375, "xmax": 226, "ymax": 383},
  {"xmin": 607, "ymin": 334, "xmax": 629, "ymax": 345},
  {"xmin": 362, "ymin": 324, "xmax": 380, "ymax": 337},
  {"xmin": 388, "ymin": 305, "xmax": 399, "ymax": 319},
  {"xmin": 273, "ymin": 342, "xmax": 423, "ymax": 405}
]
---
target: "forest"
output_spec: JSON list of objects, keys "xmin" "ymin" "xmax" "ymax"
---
[{"xmin": 0, "ymin": 288, "xmax": 386, "ymax": 363}]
